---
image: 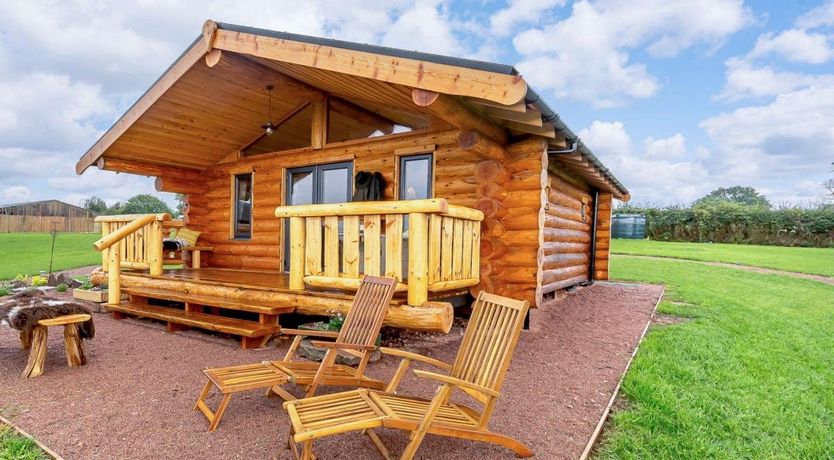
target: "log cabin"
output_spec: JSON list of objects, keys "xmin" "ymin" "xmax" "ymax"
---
[{"xmin": 76, "ymin": 20, "xmax": 629, "ymax": 347}]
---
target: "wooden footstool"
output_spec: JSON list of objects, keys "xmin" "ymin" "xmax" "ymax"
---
[
  {"xmin": 195, "ymin": 362, "xmax": 289, "ymax": 431},
  {"xmin": 20, "ymin": 313, "xmax": 91, "ymax": 378}
]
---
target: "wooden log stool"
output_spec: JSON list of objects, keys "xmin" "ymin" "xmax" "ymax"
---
[{"xmin": 19, "ymin": 313, "xmax": 91, "ymax": 379}]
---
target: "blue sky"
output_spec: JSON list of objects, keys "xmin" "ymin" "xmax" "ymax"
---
[{"xmin": 1, "ymin": 0, "xmax": 832, "ymax": 208}]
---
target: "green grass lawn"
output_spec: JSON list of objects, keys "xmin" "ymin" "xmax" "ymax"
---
[
  {"xmin": 597, "ymin": 255, "xmax": 834, "ymax": 459},
  {"xmin": 611, "ymin": 239, "xmax": 834, "ymax": 276},
  {"xmin": 0, "ymin": 233, "xmax": 99, "ymax": 281},
  {"xmin": 0, "ymin": 424, "xmax": 48, "ymax": 460}
]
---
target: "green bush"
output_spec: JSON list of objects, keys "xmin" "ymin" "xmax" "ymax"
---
[
  {"xmin": 0, "ymin": 283, "xmax": 11, "ymax": 297},
  {"xmin": 79, "ymin": 277, "xmax": 93, "ymax": 290},
  {"xmin": 615, "ymin": 203, "xmax": 834, "ymax": 247},
  {"xmin": 56, "ymin": 283, "xmax": 68, "ymax": 293}
]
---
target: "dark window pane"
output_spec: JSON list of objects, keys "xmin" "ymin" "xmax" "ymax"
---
[{"xmin": 234, "ymin": 173, "xmax": 253, "ymax": 239}]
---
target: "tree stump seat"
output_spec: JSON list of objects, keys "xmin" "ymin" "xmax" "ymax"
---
[{"xmin": 20, "ymin": 313, "xmax": 91, "ymax": 379}]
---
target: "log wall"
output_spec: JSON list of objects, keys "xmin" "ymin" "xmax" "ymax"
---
[
  {"xmin": 184, "ymin": 129, "xmax": 479, "ymax": 269},
  {"xmin": 540, "ymin": 168, "xmax": 595, "ymax": 297}
]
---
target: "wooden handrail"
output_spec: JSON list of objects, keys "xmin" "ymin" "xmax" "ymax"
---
[
  {"xmin": 94, "ymin": 213, "xmax": 171, "ymax": 223},
  {"xmin": 93, "ymin": 214, "xmax": 158, "ymax": 251},
  {"xmin": 278, "ymin": 200, "xmax": 482, "ymax": 306}
]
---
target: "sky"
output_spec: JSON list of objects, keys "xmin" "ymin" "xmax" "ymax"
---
[{"xmin": 1, "ymin": 0, "xmax": 833, "ymax": 209}]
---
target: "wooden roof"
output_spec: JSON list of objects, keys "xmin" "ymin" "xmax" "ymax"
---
[{"xmin": 77, "ymin": 20, "xmax": 629, "ymax": 199}]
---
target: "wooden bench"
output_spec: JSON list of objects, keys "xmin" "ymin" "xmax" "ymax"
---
[{"xmin": 20, "ymin": 314, "xmax": 91, "ymax": 378}]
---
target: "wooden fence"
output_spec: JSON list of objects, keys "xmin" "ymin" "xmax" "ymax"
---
[{"xmin": 0, "ymin": 215, "xmax": 97, "ymax": 233}]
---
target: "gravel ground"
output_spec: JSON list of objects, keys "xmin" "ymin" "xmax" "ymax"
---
[{"xmin": 0, "ymin": 282, "xmax": 662, "ymax": 459}]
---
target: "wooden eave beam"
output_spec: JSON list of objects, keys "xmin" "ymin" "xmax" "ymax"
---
[
  {"xmin": 209, "ymin": 20, "xmax": 527, "ymax": 105},
  {"xmin": 76, "ymin": 26, "xmax": 216, "ymax": 174},
  {"xmin": 550, "ymin": 155, "xmax": 627, "ymax": 200},
  {"xmin": 412, "ymin": 89, "xmax": 508, "ymax": 145}
]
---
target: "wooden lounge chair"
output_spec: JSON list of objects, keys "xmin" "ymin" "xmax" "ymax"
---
[
  {"xmin": 282, "ymin": 291, "xmax": 532, "ymax": 459},
  {"xmin": 194, "ymin": 275, "xmax": 397, "ymax": 431}
]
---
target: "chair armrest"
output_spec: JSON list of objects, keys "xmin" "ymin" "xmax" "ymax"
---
[
  {"xmin": 280, "ymin": 328, "xmax": 340, "ymax": 339},
  {"xmin": 309, "ymin": 341, "xmax": 376, "ymax": 351},
  {"xmin": 379, "ymin": 347, "xmax": 453, "ymax": 370},
  {"xmin": 412, "ymin": 370, "xmax": 501, "ymax": 398}
]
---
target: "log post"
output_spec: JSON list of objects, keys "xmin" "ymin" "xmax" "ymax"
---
[
  {"xmin": 149, "ymin": 220, "xmax": 164, "ymax": 276},
  {"xmin": 407, "ymin": 212, "xmax": 429, "ymax": 306},
  {"xmin": 108, "ymin": 243, "xmax": 121, "ymax": 305},
  {"xmin": 289, "ymin": 217, "xmax": 306, "ymax": 290},
  {"xmin": 63, "ymin": 323, "xmax": 86, "ymax": 367},
  {"xmin": 19, "ymin": 328, "xmax": 32, "ymax": 349},
  {"xmin": 100, "ymin": 222, "xmax": 110, "ymax": 271},
  {"xmin": 22, "ymin": 326, "xmax": 48, "ymax": 378}
]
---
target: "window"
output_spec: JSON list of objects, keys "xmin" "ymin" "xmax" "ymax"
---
[
  {"xmin": 241, "ymin": 104, "xmax": 314, "ymax": 156},
  {"xmin": 398, "ymin": 153, "xmax": 433, "ymax": 200},
  {"xmin": 232, "ymin": 173, "xmax": 253, "ymax": 239},
  {"xmin": 284, "ymin": 161, "xmax": 353, "ymax": 269}
]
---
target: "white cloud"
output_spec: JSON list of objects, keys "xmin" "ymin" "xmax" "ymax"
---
[
  {"xmin": 796, "ymin": 1, "xmax": 834, "ymax": 29},
  {"xmin": 644, "ymin": 133, "xmax": 687, "ymax": 159},
  {"xmin": 514, "ymin": 0, "xmax": 751, "ymax": 107},
  {"xmin": 2, "ymin": 186, "xmax": 32, "ymax": 201},
  {"xmin": 579, "ymin": 121, "xmax": 709, "ymax": 203},
  {"xmin": 700, "ymin": 83, "xmax": 834, "ymax": 183},
  {"xmin": 490, "ymin": 0, "xmax": 566, "ymax": 36},
  {"xmin": 748, "ymin": 29, "xmax": 833, "ymax": 64},
  {"xmin": 716, "ymin": 58, "xmax": 834, "ymax": 100}
]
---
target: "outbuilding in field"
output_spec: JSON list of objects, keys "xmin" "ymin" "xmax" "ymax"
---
[{"xmin": 0, "ymin": 200, "xmax": 97, "ymax": 233}]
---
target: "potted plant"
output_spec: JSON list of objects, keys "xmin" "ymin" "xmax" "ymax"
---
[{"xmin": 72, "ymin": 276, "xmax": 108, "ymax": 303}]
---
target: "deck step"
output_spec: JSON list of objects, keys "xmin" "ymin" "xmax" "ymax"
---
[
  {"xmin": 108, "ymin": 302, "xmax": 279, "ymax": 338},
  {"xmin": 122, "ymin": 287, "xmax": 293, "ymax": 315}
]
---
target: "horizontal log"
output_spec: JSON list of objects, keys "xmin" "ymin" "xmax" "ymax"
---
[
  {"xmin": 457, "ymin": 130, "xmax": 507, "ymax": 161},
  {"xmin": 540, "ymin": 274, "xmax": 588, "ymax": 294},
  {"xmin": 503, "ymin": 190, "xmax": 543, "ymax": 209},
  {"xmin": 275, "ymin": 199, "xmax": 449, "ymax": 217},
  {"xmin": 542, "ymin": 252, "xmax": 589, "ymax": 270},
  {"xmin": 480, "ymin": 238, "xmax": 508, "ymax": 260},
  {"xmin": 304, "ymin": 275, "xmax": 407, "ymax": 292},
  {"xmin": 119, "ymin": 273, "xmax": 452, "ymax": 332},
  {"xmin": 474, "ymin": 198, "xmax": 508, "ymax": 220},
  {"xmin": 543, "ymin": 228, "xmax": 591, "ymax": 243},
  {"xmin": 549, "ymin": 174, "xmax": 592, "ymax": 203},
  {"xmin": 476, "ymin": 182, "xmax": 508, "ymax": 201},
  {"xmin": 501, "ymin": 230, "xmax": 539, "ymax": 247},
  {"xmin": 548, "ymin": 188, "xmax": 583, "ymax": 209},
  {"xmin": 545, "ymin": 203, "xmax": 586, "ymax": 223},
  {"xmin": 155, "ymin": 177, "xmax": 205, "ymax": 195},
  {"xmin": 474, "ymin": 160, "xmax": 511, "ymax": 183},
  {"xmin": 544, "ymin": 214, "xmax": 590, "ymax": 232},
  {"xmin": 505, "ymin": 170, "xmax": 543, "ymax": 192},
  {"xmin": 427, "ymin": 278, "xmax": 480, "ymax": 292},
  {"xmin": 542, "ymin": 265, "xmax": 588, "ymax": 285},
  {"xmin": 543, "ymin": 241, "xmax": 590, "ymax": 255}
]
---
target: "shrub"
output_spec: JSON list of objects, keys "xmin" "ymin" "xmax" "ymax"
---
[
  {"xmin": 30, "ymin": 276, "xmax": 48, "ymax": 287},
  {"xmin": 56, "ymin": 283, "xmax": 69, "ymax": 293},
  {"xmin": 325, "ymin": 311, "xmax": 345, "ymax": 331},
  {"xmin": 0, "ymin": 283, "xmax": 11, "ymax": 297},
  {"xmin": 79, "ymin": 276, "xmax": 93, "ymax": 290},
  {"xmin": 615, "ymin": 203, "xmax": 834, "ymax": 247}
]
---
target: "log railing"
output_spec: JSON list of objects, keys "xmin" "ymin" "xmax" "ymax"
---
[
  {"xmin": 93, "ymin": 213, "xmax": 173, "ymax": 305},
  {"xmin": 275, "ymin": 199, "xmax": 483, "ymax": 306}
]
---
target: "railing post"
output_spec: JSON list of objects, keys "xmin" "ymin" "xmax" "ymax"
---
[
  {"xmin": 149, "ymin": 220, "xmax": 164, "ymax": 276},
  {"xmin": 100, "ymin": 222, "xmax": 110, "ymax": 272},
  {"xmin": 408, "ymin": 212, "xmax": 429, "ymax": 306},
  {"xmin": 289, "ymin": 216, "xmax": 306, "ymax": 290},
  {"xmin": 107, "ymin": 244, "xmax": 121, "ymax": 305}
]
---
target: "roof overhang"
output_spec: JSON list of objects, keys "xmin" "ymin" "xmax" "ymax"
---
[{"xmin": 77, "ymin": 19, "xmax": 629, "ymax": 200}]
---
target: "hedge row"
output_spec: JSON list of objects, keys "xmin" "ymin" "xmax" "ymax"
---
[{"xmin": 615, "ymin": 203, "xmax": 834, "ymax": 247}]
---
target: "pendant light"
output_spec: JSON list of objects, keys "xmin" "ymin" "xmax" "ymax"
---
[{"xmin": 261, "ymin": 85, "xmax": 275, "ymax": 135}]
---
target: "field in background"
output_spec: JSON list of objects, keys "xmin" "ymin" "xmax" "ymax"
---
[
  {"xmin": 597, "ymin": 245, "xmax": 834, "ymax": 458},
  {"xmin": 0, "ymin": 233, "xmax": 99, "ymax": 280},
  {"xmin": 611, "ymin": 239, "xmax": 834, "ymax": 276}
]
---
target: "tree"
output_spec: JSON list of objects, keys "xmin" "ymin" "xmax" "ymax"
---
[
  {"xmin": 825, "ymin": 162, "xmax": 834, "ymax": 199},
  {"xmin": 174, "ymin": 193, "xmax": 187, "ymax": 217},
  {"xmin": 693, "ymin": 186, "xmax": 771, "ymax": 208},
  {"xmin": 118, "ymin": 194, "xmax": 173, "ymax": 215},
  {"xmin": 81, "ymin": 196, "xmax": 108, "ymax": 214}
]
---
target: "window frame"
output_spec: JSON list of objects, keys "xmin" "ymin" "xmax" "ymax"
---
[
  {"xmin": 231, "ymin": 172, "xmax": 254, "ymax": 240},
  {"xmin": 397, "ymin": 152, "xmax": 435, "ymax": 200}
]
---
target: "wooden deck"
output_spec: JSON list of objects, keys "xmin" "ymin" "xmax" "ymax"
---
[{"xmin": 105, "ymin": 268, "xmax": 457, "ymax": 347}]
